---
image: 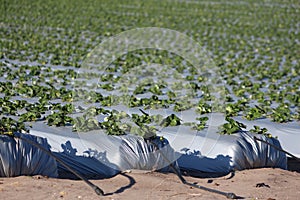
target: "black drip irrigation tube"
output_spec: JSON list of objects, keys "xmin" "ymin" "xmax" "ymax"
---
[
  {"xmin": 253, "ymin": 136, "xmax": 300, "ymax": 162},
  {"xmin": 13, "ymin": 134, "xmax": 104, "ymax": 196},
  {"xmin": 13, "ymin": 131, "xmax": 241, "ymax": 199},
  {"xmin": 11, "ymin": 132, "xmax": 300, "ymax": 199},
  {"xmin": 148, "ymin": 140, "xmax": 242, "ymax": 199},
  {"xmin": 163, "ymin": 136, "xmax": 300, "ymax": 199}
]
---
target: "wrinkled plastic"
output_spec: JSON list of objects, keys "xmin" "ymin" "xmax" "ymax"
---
[
  {"xmin": 30, "ymin": 124, "xmax": 121, "ymax": 178},
  {"xmin": 28, "ymin": 123, "xmax": 287, "ymax": 179},
  {"xmin": 118, "ymin": 135, "xmax": 177, "ymax": 172},
  {"xmin": 167, "ymin": 131, "xmax": 287, "ymax": 177},
  {"xmin": 233, "ymin": 116, "xmax": 300, "ymax": 157},
  {"xmin": 30, "ymin": 123, "xmax": 177, "ymax": 175},
  {"xmin": 233, "ymin": 131, "xmax": 287, "ymax": 170},
  {"xmin": 0, "ymin": 133, "xmax": 58, "ymax": 177},
  {"xmin": 54, "ymin": 152, "xmax": 120, "ymax": 179}
]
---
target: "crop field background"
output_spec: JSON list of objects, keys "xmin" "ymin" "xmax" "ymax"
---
[{"xmin": 0, "ymin": 0, "xmax": 300, "ymax": 136}]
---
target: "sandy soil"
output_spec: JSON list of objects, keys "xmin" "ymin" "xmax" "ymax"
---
[{"xmin": 0, "ymin": 167, "xmax": 300, "ymax": 200}]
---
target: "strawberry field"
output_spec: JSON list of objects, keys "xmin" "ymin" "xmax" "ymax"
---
[{"xmin": 1, "ymin": 0, "xmax": 299, "ymax": 138}]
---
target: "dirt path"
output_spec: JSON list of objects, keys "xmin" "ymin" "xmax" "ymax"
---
[{"xmin": 0, "ymin": 168, "xmax": 300, "ymax": 200}]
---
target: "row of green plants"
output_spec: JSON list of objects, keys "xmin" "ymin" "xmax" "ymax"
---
[{"xmin": 1, "ymin": 0, "xmax": 299, "ymax": 138}]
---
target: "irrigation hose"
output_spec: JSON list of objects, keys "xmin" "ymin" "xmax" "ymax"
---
[
  {"xmin": 138, "ymin": 107, "xmax": 241, "ymax": 199},
  {"xmin": 13, "ymin": 132, "xmax": 293, "ymax": 198},
  {"xmin": 13, "ymin": 134, "xmax": 104, "ymax": 196},
  {"xmin": 253, "ymin": 136, "xmax": 300, "ymax": 162},
  {"xmin": 148, "ymin": 140, "xmax": 241, "ymax": 199}
]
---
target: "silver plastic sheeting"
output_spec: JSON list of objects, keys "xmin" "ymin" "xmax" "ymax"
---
[
  {"xmin": 29, "ymin": 125, "xmax": 121, "ymax": 178},
  {"xmin": 166, "ymin": 131, "xmax": 287, "ymax": 178},
  {"xmin": 53, "ymin": 152, "xmax": 120, "ymax": 179},
  {"xmin": 118, "ymin": 135, "xmax": 177, "ymax": 172},
  {"xmin": 233, "ymin": 131, "xmax": 287, "ymax": 170},
  {"xmin": 233, "ymin": 116, "xmax": 300, "ymax": 157},
  {"xmin": 28, "ymin": 123, "xmax": 287, "ymax": 178},
  {"xmin": 0, "ymin": 133, "xmax": 58, "ymax": 177},
  {"xmin": 30, "ymin": 123, "xmax": 177, "ymax": 176}
]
